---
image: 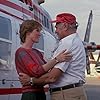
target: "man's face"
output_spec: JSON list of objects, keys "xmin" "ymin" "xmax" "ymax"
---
[{"xmin": 55, "ymin": 22, "xmax": 68, "ymax": 39}]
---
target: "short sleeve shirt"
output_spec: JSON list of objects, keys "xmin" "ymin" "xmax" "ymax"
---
[
  {"xmin": 15, "ymin": 47, "xmax": 46, "ymax": 78},
  {"xmin": 50, "ymin": 33, "xmax": 86, "ymax": 88}
]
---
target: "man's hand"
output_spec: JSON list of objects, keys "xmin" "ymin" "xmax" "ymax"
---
[
  {"xmin": 56, "ymin": 50, "xmax": 72, "ymax": 63},
  {"xmin": 19, "ymin": 73, "xmax": 31, "ymax": 86}
]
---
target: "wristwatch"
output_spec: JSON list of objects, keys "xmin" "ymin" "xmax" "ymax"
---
[
  {"xmin": 30, "ymin": 77, "xmax": 33, "ymax": 86},
  {"xmin": 54, "ymin": 57, "xmax": 59, "ymax": 63}
]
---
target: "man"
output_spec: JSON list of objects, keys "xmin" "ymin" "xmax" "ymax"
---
[{"xmin": 19, "ymin": 13, "xmax": 87, "ymax": 100}]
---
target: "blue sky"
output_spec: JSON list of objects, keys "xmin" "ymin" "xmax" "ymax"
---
[{"xmin": 42, "ymin": 0, "xmax": 100, "ymax": 44}]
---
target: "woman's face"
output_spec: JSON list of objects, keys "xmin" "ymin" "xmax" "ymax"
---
[{"xmin": 28, "ymin": 28, "xmax": 42, "ymax": 43}]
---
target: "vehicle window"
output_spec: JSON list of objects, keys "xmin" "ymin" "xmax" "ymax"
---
[
  {"xmin": 0, "ymin": 16, "xmax": 12, "ymax": 40},
  {"xmin": 0, "ymin": 16, "xmax": 12, "ymax": 69},
  {"xmin": 0, "ymin": 41, "xmax": 11, "ymax": 68}
]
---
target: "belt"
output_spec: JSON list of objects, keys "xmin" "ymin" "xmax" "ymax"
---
[{"xmin": 50, "ymin": 82, "xmax": 83, "ymax": 93}]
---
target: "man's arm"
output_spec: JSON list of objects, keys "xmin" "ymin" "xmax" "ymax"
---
[
  {"xmin": 34, "ymin": 68, "xmax": 62, "ymax": 85},
  {"xmin": 19, "ymin": 68, "xmax": 62, "ymax": 86}
]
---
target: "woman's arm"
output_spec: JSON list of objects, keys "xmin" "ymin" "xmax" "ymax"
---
[{"xmin": 42, "ymin": 50, "xmax": 72, "ymax": 72}]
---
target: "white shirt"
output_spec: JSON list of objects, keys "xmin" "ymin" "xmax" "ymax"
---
[{"xmin": 50, "ymin": 33, "xmax": 86, "ymax": 88}]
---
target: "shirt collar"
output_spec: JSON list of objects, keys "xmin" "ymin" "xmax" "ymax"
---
[{"xmin": 60, "ymin": 33, "xmax": 77, "ymax": 43}]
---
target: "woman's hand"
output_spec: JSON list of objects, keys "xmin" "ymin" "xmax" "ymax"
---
[{"xmin": 55, "ymin": 50, "xmax": 72, "ymax": 63}]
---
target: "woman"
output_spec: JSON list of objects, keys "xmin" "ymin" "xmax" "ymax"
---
[{"xmin": 15, "ymin": 20, "xmax": 71, "ymax": 100}]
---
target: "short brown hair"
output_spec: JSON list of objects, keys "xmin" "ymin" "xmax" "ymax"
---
[{"xmin": 19, "ymin": 20, "xmax": 42, "ymax": 43}]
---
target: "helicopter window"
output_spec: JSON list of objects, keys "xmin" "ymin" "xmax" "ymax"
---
[
  {"xmin": 0, "ymin": 16, "xmax": 12, "ymax": 40},
  {"xmin": 41, "ymin": 14, "xmax": 44, "ymax": 25},
  {"xmin": 46, "ymin": 18, "xmax": 49, "ymax": 29},
  {"xmin": 51, "ymin": 23, "xmax": 54, "ymax": 33},
  {"xmin": 0, "ymin": 40, "xmax": 11, "ymax": 69},
  {"xmin": 44, "ymin": 16, "xmax": 46, "ymax": 27},
  {"xmin": 0, "ymin": 16, "xmax": 12, "ymax": 69}
]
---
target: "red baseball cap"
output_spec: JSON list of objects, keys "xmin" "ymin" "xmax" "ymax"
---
[{"xmin": 51, "ymin": 13, "xmax": 76, "ymax": 24}]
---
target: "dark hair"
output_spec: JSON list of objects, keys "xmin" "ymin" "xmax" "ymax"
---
[{"xmin": 19, "ymin": 20, "xmax": 42, "ymax": 43}]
